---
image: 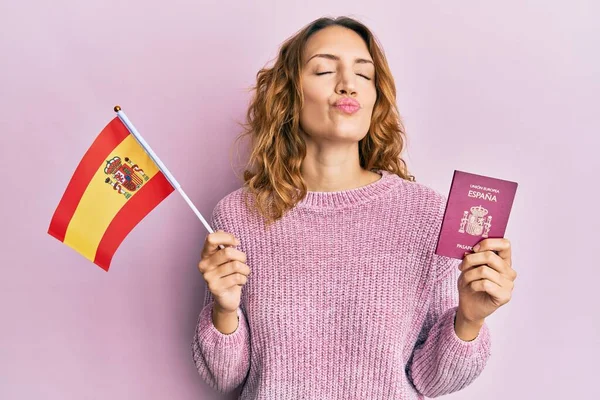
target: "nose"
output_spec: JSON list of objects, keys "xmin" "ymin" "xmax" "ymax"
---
[{"xmin": 335, "ymin": 68, "xmax": 357, "ymax": 96}]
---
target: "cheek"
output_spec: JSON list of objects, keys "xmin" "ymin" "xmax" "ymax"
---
[
  {"xmin": 364, "ymin": 85, "xmax": 377, "ymax": 106},
  {"xmin": 300, "ymin": 91, "xmax": 331, "ymax": 123},
  {"xmin": 302, "ymin": 85, "xmax": 328, "ymax": 107}
]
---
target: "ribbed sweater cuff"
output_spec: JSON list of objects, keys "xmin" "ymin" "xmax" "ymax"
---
[
  {"xmin": 192, "ymin": 302, "xmax": 250, "ymax": 393},
  {"xmin": 196, "ymin": 301, "xmax": 248, "ymax": 347},
  {"xmin": 410, "ymin": 306, "xmax": 491, "ymax": 396},
  {"xmin": 444, "ymin": 306, "xmax": 491, "ymax": 355}
]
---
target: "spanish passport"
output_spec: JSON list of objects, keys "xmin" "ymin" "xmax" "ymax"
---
[{"xmin": 435, "ymin": 170, "xmax": 518, "ymax": 259}]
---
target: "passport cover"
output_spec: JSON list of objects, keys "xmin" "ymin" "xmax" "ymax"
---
[{"xmin": 435, "ymin": 170, "xmax": 518, "ymax": 259}]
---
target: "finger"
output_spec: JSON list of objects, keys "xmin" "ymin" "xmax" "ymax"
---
[
  {"xmin": 201, "ymin": 230, "xmax": 240, "ymax": 259},
  {"xmin": 461, "ymin": 250, "xmax": 511, "ymax": 278},
  {"xmin": 460, "ymin": 265, "xmax": 504, "ymax": 289},
  {"xmin": 215, "ymin": 272, "xmax": 248, "ymax": 292},
  {"xmin": 205, "ymin": 259, "xmax": 251, "ymax": 282},
  {"xmin": 199, "ymin": 246, "xmax": 247, "ymax": 274},
  {"xmin": 469, "ymin": 279, "xmax": 511, "ymax": 305},
  {"xmin": 211, "ymin": 246, "xmax": 247, "ymax": 269},
  {"xmin": 473, "ymin": 238, "xmax": 512, "ymax": 267}
]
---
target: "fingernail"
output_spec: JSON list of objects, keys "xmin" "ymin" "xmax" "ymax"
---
[{"xmin": 473, "ymin": 244, "xmax": 480, "ymax": 252}]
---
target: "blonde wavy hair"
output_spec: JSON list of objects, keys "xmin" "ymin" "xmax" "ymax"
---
[{"xmin": 232, "ymin": 16, "xmax": 415, "ymax": 227}]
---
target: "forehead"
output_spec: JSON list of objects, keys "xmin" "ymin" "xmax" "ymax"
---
[{"xmin": 303, "ymin": 26, "xmax": 371, "ymax": 61}]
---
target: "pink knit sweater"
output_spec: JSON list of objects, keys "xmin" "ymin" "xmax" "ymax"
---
[{"xmin": 192, "ymin": 169, "xmax": 492, "ymax": 399}]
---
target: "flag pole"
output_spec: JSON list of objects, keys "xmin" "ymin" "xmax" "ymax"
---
[{"xmin": 113, "ymin": 105, "xmax": 216, "ymax": 237}]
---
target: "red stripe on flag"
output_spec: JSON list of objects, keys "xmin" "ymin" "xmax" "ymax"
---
[
  {"xmin": 93, "ymin": 172, "xmax": 175, "ymax": 271},
  {"xmin": 48, "ymin": 117, "xmax": 130, "ymax": 242}
]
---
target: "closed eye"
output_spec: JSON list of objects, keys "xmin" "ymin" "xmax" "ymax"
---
[{"xmin": 316, "ymin": 71, "xmax": 372, "ymax": 80}]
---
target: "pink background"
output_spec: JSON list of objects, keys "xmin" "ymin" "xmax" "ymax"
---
[{"xmin": 1, "ymin": 1, "xmax": 598, "ymax": 399}]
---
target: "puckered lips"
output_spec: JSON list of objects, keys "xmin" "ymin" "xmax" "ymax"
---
[{"xmin": 333, "ymin": 97, "xmax": 361, "ymax": 115}]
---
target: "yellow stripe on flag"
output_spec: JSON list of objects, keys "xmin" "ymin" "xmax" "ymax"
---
[{"xmin": 63, "ymin": 135, "xmax": 161, "ymax": 261}]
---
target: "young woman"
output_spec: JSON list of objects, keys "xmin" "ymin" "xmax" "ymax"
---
[{"xmin": 192, "ymin": 16, "xmax": 516, "ymax": 399}]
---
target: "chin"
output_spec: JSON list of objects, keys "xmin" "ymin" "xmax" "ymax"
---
[
  {"xmin": 331, "ymin": 125, "xmax": 369, "ymax": 139},
  {"xmin": 303, "ymin": 124, "xmax": 368, "ymax": 141},
  {"xmin": 330, "ymin": 132, "xmax": 368, "ymax": 142}
]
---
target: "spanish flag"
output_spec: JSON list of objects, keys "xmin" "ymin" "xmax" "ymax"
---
[{"xmin": 48, "ymin": 110, "xmax": 175, "ymax": 271}]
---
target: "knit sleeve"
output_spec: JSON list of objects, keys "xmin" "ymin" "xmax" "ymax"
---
[
  {"xmin": 406, "ymin": 195, "xmax": 492, "ymax": 397},
  {"xmin": 191, "ymin": 202, "xmax": 251, "ymax": 393}
]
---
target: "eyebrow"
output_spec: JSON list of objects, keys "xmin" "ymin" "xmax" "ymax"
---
[{"xmin": 305, "ymin": 53, "xmax": 374, "ymax": 66}]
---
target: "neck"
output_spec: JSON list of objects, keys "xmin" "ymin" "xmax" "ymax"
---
[
  {"xmin": 300, "ymin": 146, "xmax": 381, "ymax": 192},
  {"xmin": 301, "ymin": 166, "xmax": 378, "ymax": 192}
]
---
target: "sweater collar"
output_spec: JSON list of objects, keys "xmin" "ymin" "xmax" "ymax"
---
[{"xmin": 295, "ymin": 169, "xmax": 402, "ymax": 210}]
